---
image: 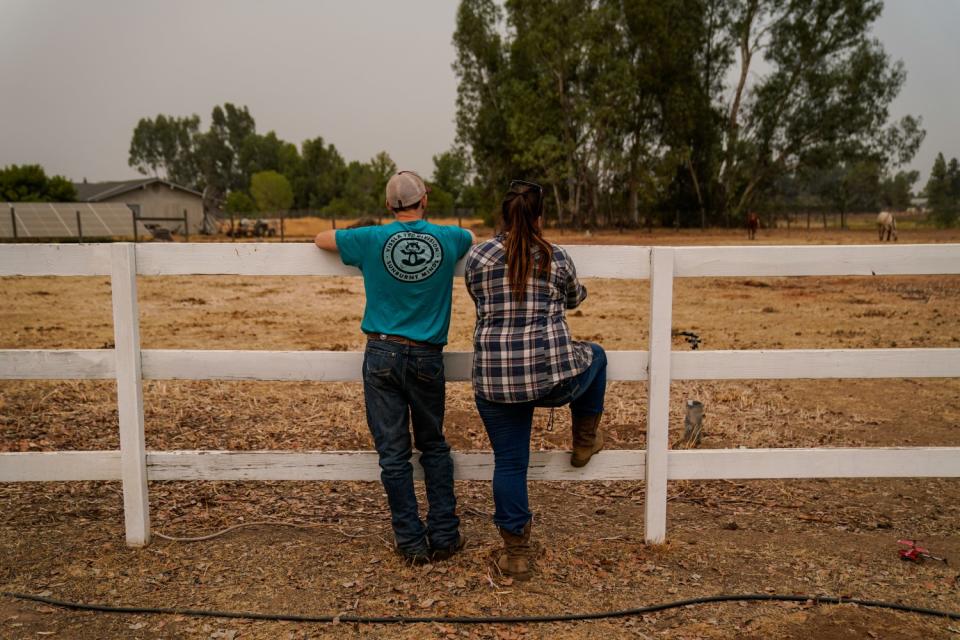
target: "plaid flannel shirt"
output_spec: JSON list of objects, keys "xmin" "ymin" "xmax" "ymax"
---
[{"xmin": 465, "ymin": 236, "xmax": 593, "ymax": 403}]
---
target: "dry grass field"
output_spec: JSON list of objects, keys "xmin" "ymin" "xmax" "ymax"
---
[{"xmin": 2, "ymin": 225, "xmax": 959, "ymax": 639}]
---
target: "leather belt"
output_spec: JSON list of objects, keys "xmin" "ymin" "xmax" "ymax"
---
[{"xmin": 365, "ymin": 332, "xmax": 442, "ymax": 350}]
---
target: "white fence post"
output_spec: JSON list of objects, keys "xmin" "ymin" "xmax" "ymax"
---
[
  {"xmin": 645, "ymin": 247, "xmax": 674, "ymax": 543},
  {"xmin": 111, "ymin": 243, "xmax": 150, "ymax": 546}
]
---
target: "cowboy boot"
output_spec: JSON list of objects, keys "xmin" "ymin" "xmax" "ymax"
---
[
  {"xmin": 571, "ymin": 411, "xmax": 604, "ymax": 467},
  {"xmin": 496, "ymin": 522, "xmax": 533, "ymax": 581}
]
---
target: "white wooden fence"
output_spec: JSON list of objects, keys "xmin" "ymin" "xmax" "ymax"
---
[{"xmin": 2, "ymin": 242, "xmax": 959, "ymax": 547}]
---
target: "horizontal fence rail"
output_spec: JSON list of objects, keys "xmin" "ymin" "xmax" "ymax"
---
[
  {"xmin": 5, "ymin": 447, "xmax": 956, "ymax": 484},
  {"xmin": 2, "ymin": 242, "xmax": 959, "ymax": 546},
  {"xmin": 6, "ymin": 348, "xmax": 960, "ymax": 382},
  {"xmin": 4, "ymin": 243, "xmax": 960, "ymax": 280}
]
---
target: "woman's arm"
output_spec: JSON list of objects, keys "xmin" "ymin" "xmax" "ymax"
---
[{"xmin": 563, "ymin": 251, "xmax": 588, "ymax": 309}]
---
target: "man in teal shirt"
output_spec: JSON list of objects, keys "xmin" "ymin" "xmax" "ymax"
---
[{"xmin": 315, "ymin": 171, "xmax": 473, "ymax": 564}]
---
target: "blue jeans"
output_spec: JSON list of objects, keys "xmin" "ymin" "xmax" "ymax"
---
[
  {"xmin": 363, "ymin": 340, "xmax": 460, "ymax": 555},
  {"xmin": 475, "ymin": 342, "xmax": 607, "ymax": 535}
]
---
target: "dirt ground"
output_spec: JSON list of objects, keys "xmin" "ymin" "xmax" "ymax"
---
[{"xmin": 2, "ymin": 226, "xmax": 959, "ymax": 639}]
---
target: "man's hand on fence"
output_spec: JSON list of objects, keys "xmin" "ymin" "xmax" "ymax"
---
[{"xmin": 315, "ymin": 230, "xmax": 338, "ymax": 252}]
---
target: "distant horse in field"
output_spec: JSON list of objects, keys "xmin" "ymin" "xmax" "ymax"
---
[
  {"xmin": 877, "ymin": 211, "xmax": 897, "ymax": 242},
  {"xmin": 746, "ymin": 212, "xmax": 759, "ymax": 240}
]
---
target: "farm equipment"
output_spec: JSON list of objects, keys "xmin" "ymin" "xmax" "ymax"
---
[
  {"xmin": 253, "ymin": 218, "xmax": 278, "ymax": 237},
  {"xmin": 144, "ymin": 223, "xmax": 174, "ymax": 242},
  {"xmin": 898, "ymin": 539, "xmax": 948, "ymax": 564},
  {"xmin": 227, "ymin": 218, "xmax": 278, "ymax": 237}
]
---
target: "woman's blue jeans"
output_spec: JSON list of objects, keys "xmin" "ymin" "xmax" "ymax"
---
[{"xmin": 475, "ymin": 343, "xmax": 607, "ymax": 535}]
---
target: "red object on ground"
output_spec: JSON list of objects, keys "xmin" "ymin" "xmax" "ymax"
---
[{"xmin": 898, "ymin": 539, "xmax": 948, "ymax": 564}]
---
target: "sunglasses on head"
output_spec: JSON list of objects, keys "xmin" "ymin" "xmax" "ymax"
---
[
  {"xmin": 509, "ymin": 179, "xmax": 543, "ymax": 195},
  {"xmin": 506, "ymin": 179, "xmax": 544, "ymax": 217},
  {"xmin": 503, "ymin": 180, "xmax": 543, "ymax": 217}
]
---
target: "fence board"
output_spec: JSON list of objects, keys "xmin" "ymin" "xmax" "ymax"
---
[
  {"xmin": 0, "ymin": 349, "xmax": 115, "ymax": 379},
  {"xmin": 111, "ymin": 244, "xmax": 150, "ymax": 546},
  {"xmin": 669, "ymin": 447, "xmax": 960, "ymax": 479},
  {"xmin": 134, "ymin": 243, "xmax": 650, "ymax": 279},
  {"xmin": 0, "ymin": 243, "xmax": 112, "ymax": 276},
  {"xmin": 645, "ymin": 248, "xmax": 674, "ymax": 543},
  {"xmin": 146, "ymin": 450, "xmax": 645, "ymax": 481},
  {"xmin": 141, "ymin": 349, "xmax": 364, "ymax": 381},
  {"xmin": 140, "ymin": 349, "xmax": 650, "ymax": 382},
  {"xmin": 673, "ymin": 244, "xmax": 960, "ymax": 277},
  {"xmin": 672, "ymin": 348, "xmax": 960, "ymax": 380},
  {"xmin": 0, "ymin": 451, "xmax": 121, "ymax": 481},
  {"xmin": 136, "ymin": 243, "xmax": 357, "ymax": 276},
  {"xmin": 561, "ymin": 245, "xmax": 650, "ymax": 279}
]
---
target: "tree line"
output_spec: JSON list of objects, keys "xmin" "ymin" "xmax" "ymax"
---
[
  {"xmin": 453, "ymin": 0, "xmax": 928, "ymax": 228},
  {"xmin": 0, "ymin": 164, "xmax": 77, "ymax": 202},
  {"xmin": 127, "ymin": 104, "xmax": 473, "ymax": 217},
  {"xmin": 924, "ymin": 152, "xmax": 960, "ymax": 228}
]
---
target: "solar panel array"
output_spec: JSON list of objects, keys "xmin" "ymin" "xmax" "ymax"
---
[{"xmin": 1, "ymin": 203, "xmax": 152, "ymax": 239}]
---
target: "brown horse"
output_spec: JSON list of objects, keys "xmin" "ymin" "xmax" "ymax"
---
[{"xmin": 746, "ymin": 212, "xmax": 759, "ymax": 240}]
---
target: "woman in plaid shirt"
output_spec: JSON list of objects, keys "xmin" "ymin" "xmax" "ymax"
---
[{"xmin": 464, "ymin": 180, "xmax": 607, "ymax": 581}]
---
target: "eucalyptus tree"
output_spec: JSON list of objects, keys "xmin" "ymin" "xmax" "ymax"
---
[
  {"xmin": 432, "ymin": 147, "xmax": 471, "ymax": 206},
  {"xmin": 602, "ymin": 0, "xmax": 706, "ymax": 227},
  {"xmin": 453, "ymin": 0, "xmax": 512, "ymax": 212},
  {"xmin": 925, "ymin": 153, "xmax": 960, "ymax": 227},
  {"xmin": 128, "ymin": 114, "xmax": 201, "ymax": 187},
  {"xmin": 297, "ymin": 137, "xmax": 348, "ymax": 209},
  {"xmin": 714, "ymin": 0, "xmax": 923, "ymax": 224}
]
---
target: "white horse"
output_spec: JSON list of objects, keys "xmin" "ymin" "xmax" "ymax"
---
[{"xmin": 877, "ymin": 211, "xmax": 897, "ymax": 242}]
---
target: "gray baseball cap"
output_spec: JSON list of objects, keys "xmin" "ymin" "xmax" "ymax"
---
[{"xmin": 385, "ymin": 170, "xmax": 431, "ymax": 209}]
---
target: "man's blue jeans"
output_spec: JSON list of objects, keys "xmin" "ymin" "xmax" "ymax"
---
[
  {"xmin": 363, "ymin": 339, "xmax": 460, "ymax": 556},
  {"xmin": 475, "ymin": 342, "xmax": 607, "ymax": 535}
]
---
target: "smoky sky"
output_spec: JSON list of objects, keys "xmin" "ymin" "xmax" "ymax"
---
[{"xmin": 0, "ymin": 0, "xmax": 957, "ymax": 186}]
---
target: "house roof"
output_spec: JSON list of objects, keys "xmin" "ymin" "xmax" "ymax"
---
[{"xmin": 73, "ymin": 178, "xmax": 203, "ymax": 202}]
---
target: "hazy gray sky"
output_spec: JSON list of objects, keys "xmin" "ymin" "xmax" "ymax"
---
[{"xmin": 1, "ymin": 0, "xmax": 957, "ymax": 186}]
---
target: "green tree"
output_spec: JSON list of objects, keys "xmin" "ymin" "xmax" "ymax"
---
[
  {"xmin": 129, "ymin": 103, "xmax": 257, "ymax": 213},
  {"xmin": 224, "ymin": 191, "xmax": 256, "ymax": 215},
  {"xmin": 453, "ymin": 0, "xmax": 512, "ymax": 213},
  {"xmin": 239, "ymin": 131, "xmax": 301, "ymax": 182},
  {"xmin": 427, "ymin": 186, "xmax": 455, "ymax": 216},
  {"xmin": 128, "ymin": 114, "xmax": 201, "ymax": 187},
  {"xmin": 368, "ymin": 151, "xmax": 397, "ymax": 205},
  {"xmin": 337, "ymin": 161, "xmax": 379, "ymax": 215},
  {"xmin": 453, "ymin": 0, "xmax": 923, "ymax": 228},
  {"xmin": 949, "ymin": 158, "xmax": 960, "ymax": 201},
  {"xmin": 601, "ymin": 0, "xmax": 703, "ymax": 227},
  {"xmin": 431, "ymin": 147, "xmax": 470, "ymax": 209},
  {"xmin": 320, "ymin": 153, "xmax": 396, "ymax": 217},
  {"xmin": 250, "ymin": 170, "xmax": 293, "ymax": 214},
  {"xmin": 879, "ymin": 169, "xmax": 919, "ymax": 210},
  {"xmin": 715, "ymin": 0, "xmax": 924, "ymax": 223},
  {"xmin": 925, "ymin": 152, "xmax": 959, "ymax": 227},
  {"xmin": 817, "ymin": 160, "xmax": 882, "ymax": 226},
  {"xmin": 0, "ymin": 164, "xmax": 78, "ymax": 202},
  {"xmin": 195, "ymin": 103, "xmax": 257, "ymax": 210},
  {"xmin": 296, "ymin": 137, "xmax": 347, "ymax": 209}
]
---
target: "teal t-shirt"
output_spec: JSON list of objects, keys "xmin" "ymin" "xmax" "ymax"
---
[{"xmin": 336, "ymin": 219, "xmax": 473, "ymax": 345}]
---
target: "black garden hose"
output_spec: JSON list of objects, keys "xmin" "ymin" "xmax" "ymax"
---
[{"xmin": 3, "ymin": 591, "xmax": 958, "ymax": 624}]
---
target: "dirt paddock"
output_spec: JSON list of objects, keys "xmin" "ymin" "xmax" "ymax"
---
[{"xmin": 2, "ymin": 226, "xmax": 959, "ymax": 639}]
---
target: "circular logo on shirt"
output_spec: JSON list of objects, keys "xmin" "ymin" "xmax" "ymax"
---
[{"xmin": 382, "ymin": 231, "xmax": 443, "ymax": 282}]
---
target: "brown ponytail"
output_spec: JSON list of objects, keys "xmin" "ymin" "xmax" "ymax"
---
[{"xmin": 501, "ymin": 184, "xmax": 553, "ymax": 302}]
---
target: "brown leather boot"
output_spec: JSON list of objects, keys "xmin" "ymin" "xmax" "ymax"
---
[
  {"xmin": 571, "ymin": 411, "xmax": 604, "ymax": 467},
  {"xmin": 495, "ymin": 523, "xmax": 533, "ymax": 581}
]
